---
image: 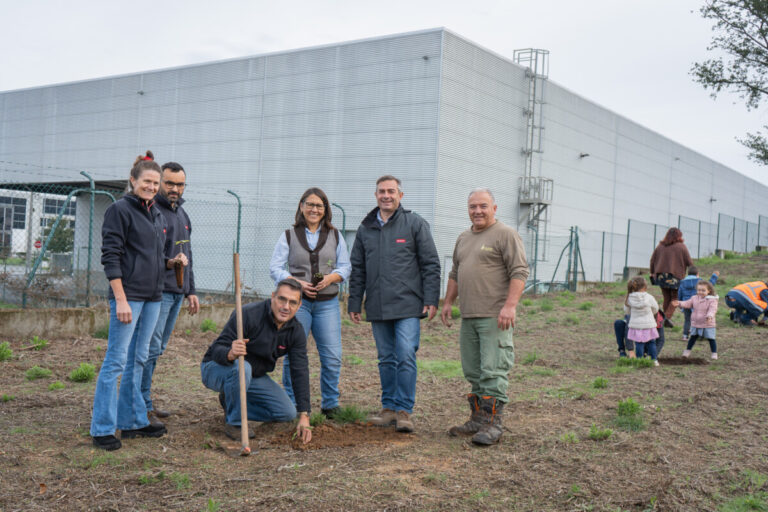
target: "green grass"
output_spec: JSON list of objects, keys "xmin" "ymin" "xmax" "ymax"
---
[
  {"xmin": 48, "ymin": 380, "xmax": 65, "ymax": 391},
  {"xmin": 564, "ymin": 313, "xmax": 580, "ymax": 325},
  {"xmin": 341, "ymin": 318, "xmax": 353, "ymax": 326},
  {"xmin": 93, "ymin": 325, "xmax": 109, "ymax": 340},
  {"xmin": 560, "ymin": 431, "xmax": 579, "ymax": 444},
  {"xmin": 69, "ymin": 362, "xmax": 96, "ymax": 383},
  {"xmin": 579, "ymin": 301, "xmax": 594, "ymax": 311},
  {"xmin": 417, "ymin": 359, "xmax": 463, "ymax": 379},
  {"xmin": 332, "ymin": 404, "xmax": 368, "ymax": 424},
  {"xmin": 138, "ymin": 471, "xmax": 166, "ymax": 485},
  {"xmin": 0, "ymin": 341, "xmax": 12, "ymax": 361},
  {"xmin": 521, "ymin": 298, "xmax": 533, "ymax": 307},
  {"xmin": 310, "ymin": 412, "xmax": 326, "ymax": 427},
  {"xmin": 540, "ymin": 299, "xmax": 554, "ymax": 312},
  {"xmin": 588, "ymin": 423, "xmax": 613, "ymax": 441},
  {"xmin": 522, "ymin": 351, "xmax": 538, "ymax": 365},
  {"xmin": 616, "ymin": 357, "xmax": 654, "ymax": 369},
  {"xmin": 200, "ymin": 318, "xmax": 217, "ymax": 333},
  {"xmin": 2, "ymin": 393, "xmax": 15, "ymax": 402},
  {"xmin": 614, "ymin": 398, "xmax": 645, "ymax": 432},
  {"xmin": 30, "ymin": 335, "xmax": 48, "ymax": 350},
  {"xmin": 207, "ymin": 498, "xmax": 223, "ymax": 512},
  {"xmin": 530, "ymin": 367, "xmax": 556, "ymax": 377},
  {"xmin": 592, "ymin": 377, "xmax": 608, "ymax": 389},
  {"xmin": 617, "ymin": 398, "xmax": 641, "ymax": 416},
  {"xmin": 718, "ymin": 494, "xmax": 768, "ymax": 512},
  {"xmin": 170, "ymin": 472, "xmax": 191, "ymax": 490},
  {"xmin": 344, "ymin": 354, "xmax": 364, "ymax": 366},
  {"xmin": 25, "ymin": 366, "xmax": 52, "ymax": 380}
]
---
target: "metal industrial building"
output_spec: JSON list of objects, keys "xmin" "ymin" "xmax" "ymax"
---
[{"xmin": 2, "ymin": 28, "xmax": 768, "ymax": 301}]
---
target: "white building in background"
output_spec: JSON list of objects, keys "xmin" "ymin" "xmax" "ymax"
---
[{"xmin": 1, "ymin": 28, "xmax": 767, "ymax": 297}]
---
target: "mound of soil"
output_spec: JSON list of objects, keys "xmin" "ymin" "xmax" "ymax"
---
[{"xmin": 270, "ymin": 422, "xmax": 414, "ymax": 450}]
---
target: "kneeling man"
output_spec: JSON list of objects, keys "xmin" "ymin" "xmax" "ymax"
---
[{"xmin": 201, "ymin": 278, "xmax": 311, "ymax": 444}]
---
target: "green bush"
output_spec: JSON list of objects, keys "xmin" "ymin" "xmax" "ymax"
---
[
  {"xmin": 615, "ymin": 398, "xmax": 645, "ymax": 431},
  {"xmin": 93, "ymin": 325, "xmax": 109, "ymax": 340},
  {"xmin": 521, "ymin": 298, "xmax": 533, "ymax": 307},
  {"xmin": 25, "ymin": 366, "xmax": 52, "ymax": 380},
  {"xmin": 451, "ymin": 306, "xmax": 461, "ymax": 319},
  {"xmin": 69, "ymin": 362, "xmax": 96, "ymax": 383},
  {"xmin": 31, "ymin": 335, "xmax": 48, "ymax": 350},
  {"xmin": 617, "ymin": 398, "xmax": 641, "ymax": 417},
  {"xmin": 333, "ymin": 404, "xmax": 368, "ymax": 424},
  {"xmin": 588, "ymin": 423, "xmax": 613, "ymax": 441},
  {"xmin": 48, "ymin": 380, "xmax": 65, "ymax": 391},
  {"xmin": 200, "ymin": 318, "xmax": 217, "ymax": 333},
  {"xmin": 592, "ymin": 377, "xmax": 608, "ymax": 389},
  {"xmin": 579, "ymin": 301, "xmax": 594, "ymax": 311},
  {"xmin": 0, "ymin": 341, "xmax": 12, "ymax": 361}
]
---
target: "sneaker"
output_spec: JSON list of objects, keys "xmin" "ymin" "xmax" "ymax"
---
[
  {"xmin": 653, "ymin": 360, "xmax": 660, "ymax": 367},
  {"xmin": 92, "ymin": 435, "xmax": 122, "ymax": 451},
  {"xmin": 121, "ymin": 424, "xmax": 167, "ymax": 439},
  {"xmin": 321, "ymin": 406, "xmax": 341, "ymax": 419},
  {"xmin": 682, "ymin": 349, "xmax": 691, "ymax": 358},
  {"xmin": 368, "ymin": 408, "xmax": 397, "ymax": 427},
  {"xmin": 224, "ymin": 423, "xmax": 255, "ymax": 440},
  {"xmin": 395, "ymin": 410, "xmax": 415, "ymax": 433},
  {"xmin": 682, "ymin": 335, "xmax": 688, "ymax": 342},
  {"xmin": 711, "ymin": 353, "xmax": 718, "ymax": 360}
]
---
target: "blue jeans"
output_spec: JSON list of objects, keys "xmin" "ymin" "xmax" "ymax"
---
[
  {"xmin": 370, "ymin": 317, "xmax": 420, "ymax": 413},
  {"xmin": 142, "ymin": 292, "xmax": 184, "ymax": 411},
  {"xmin": 283, "ymin": 297, "xmax": 342, "ymax": 410},
  {"xmin": 725, "ymin": 293, "xmax": 763, "ymax": 325},
  {"xmin": 200, "ymin": 360, "xmax": 296, "ymax": 425},
  {"xmin": 635, "ymin": 340, "xmax": 658, "ymax": 360},
  {"xmin": 683, "ymin": 308, "xmax": 692, "ymax": 336},
  {"xmin": 613, "ymin": 317, "xmax": 632, "ymax": 353},
  {"xmin": 90, "ymin": 299, "xmax": 161, "ymax": 436}
]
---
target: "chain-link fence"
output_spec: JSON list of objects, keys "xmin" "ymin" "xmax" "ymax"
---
[
  {"xmin": 625, "ymin": 219, "xmax": 668, "ymax": 270},
  {"xmin": 677, "ymin": 216, "xmax": 718, "ymax": 259},
  {"xmin": 760, "ymin": 215, "xmax": 768, "ymax": 247}
]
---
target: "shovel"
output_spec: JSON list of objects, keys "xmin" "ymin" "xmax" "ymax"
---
[{"xmin": 232, "ymin": 252, "xmax": 251, "ymax": 456}]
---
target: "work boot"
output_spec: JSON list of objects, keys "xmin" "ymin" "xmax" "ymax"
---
[
  {"xmin": 448, "ymin": 394, "xmax": 483, "ymax": 436},
  {"xmin": 471, "ymin": 396, "xmax": 504, "ymax": 446},
  {"xmin": 153, "ymin": 408, "xmax": 171, "ymax": 418},
  {"xmin": 224, "ymin": 423, "xmax": 255, "ymax": 440},
  {"xmin": 395, "ymin": 410, "xmax": 414, "ymax": 433},
  {"xmin": 92, "ymin": 435, "xmax": 121, "ymax": 451},
  {"xmin": 121, "ymin": 424, "xmax": 167, "ymax": 439},
  {"xmin": 368, "ymin": 408, "xmax": 397, "ymax": 427},
  {"xmin": 147, "ymin": 411, "xmax": 165, "ymax": 428}
]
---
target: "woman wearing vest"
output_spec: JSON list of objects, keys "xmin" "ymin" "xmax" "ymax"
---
[
  {"xmin": 269, "ymin": 187, "xmax": 351, "ymax": 417},
  {"xmin": 725, "ymin": 281, "xmax": 768, "ymax": 325}
]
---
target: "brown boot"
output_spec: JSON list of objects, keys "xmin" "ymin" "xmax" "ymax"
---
[
  {"xmin": 368, "ymin": 408, "xmax": 397, "ymax": 427},
  {"xmin": 448, "ymin": 394, "xmax": 483, "ymax": 436},
  {"xmin": 395, "ymin": 410, "xmax": 414, "ymax": 433},
  {"xmin": 471, "ymin": 396, "xmax": 504, "ymax": 446},
  {"xmin": 147, "ymin": 411, "xmax": 165, "ymax": 428}
]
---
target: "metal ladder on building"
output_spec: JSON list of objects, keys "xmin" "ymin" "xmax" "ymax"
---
[{"xmin": 514, "ymin": 49, "xmax": 552, "ymax": 289}]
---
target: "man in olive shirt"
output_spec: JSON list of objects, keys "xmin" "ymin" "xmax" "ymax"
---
[{"xmin": 440, "ymin": 188, "xmax": 528, "ymax": 446}]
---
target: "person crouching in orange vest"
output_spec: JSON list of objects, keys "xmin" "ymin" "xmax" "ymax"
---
[{"xmin": 725, "ymin": 281, "xmax": 768, "ymax": 326}]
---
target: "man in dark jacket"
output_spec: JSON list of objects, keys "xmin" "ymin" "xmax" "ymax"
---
[
  {"xmin": 142, "ymin": 162, "xmax": 199, "ymax": 426},
  {"xmin": 201, "ymin": 279, "xmax": 312, "ymax": 444},
  {"xmin": 348, "ymin": 175, "xmax": 440, "ymax": 433}
]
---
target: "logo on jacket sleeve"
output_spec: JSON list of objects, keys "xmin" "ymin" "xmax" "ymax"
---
[{"xmin": 396, "ymin": 239, "xmax": 406, "ymax": 243}]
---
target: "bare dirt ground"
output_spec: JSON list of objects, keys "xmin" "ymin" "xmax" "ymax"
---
[{"xmin": 1, "ymin": 255, "xmax": 768, "ymax": 511}]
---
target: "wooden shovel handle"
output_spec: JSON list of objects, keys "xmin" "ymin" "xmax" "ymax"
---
[{"xmin": 233, "ymin": 253, "xmax": 250, "ymax": 455}]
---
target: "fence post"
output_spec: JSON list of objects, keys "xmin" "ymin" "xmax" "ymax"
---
[
  {"xmin": 566, "ymin": 227, "xmax": 574, "ymax": 290},
  {"xmin": 697, "ymin": 220, "xmax": 701, "ymax": 260},
  {"xmin": 732, "ymin": 217, "xmax": 736, "ymax": 252},
  {"xmin": 623, "ymin": 219, "xmax": 631, "ymax": 280},
  {"xmin": 716, "ymin": 214, "xmax": 721, "ymax": 251},
  {"xmin": 80, "ymin": 171, "xmax": 95, "ymax": 307},
  {"xmin": 600, "ymin": 231, "xmax": 605, "ymax": 282}
]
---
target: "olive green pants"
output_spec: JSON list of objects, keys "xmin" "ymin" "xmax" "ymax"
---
[{"xmin": 459, "ymin": 317, "xmax": 514, "ymax": 403}]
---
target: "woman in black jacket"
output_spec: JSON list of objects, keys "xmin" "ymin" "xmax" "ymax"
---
[{"xmin": 90, "ymin": 151, "xmax": 182, "ymax": 451}]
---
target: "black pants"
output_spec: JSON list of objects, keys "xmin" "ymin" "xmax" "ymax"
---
[{"xmin": 686, "ymin": 334, "xmax": 717, "ymax": 353}]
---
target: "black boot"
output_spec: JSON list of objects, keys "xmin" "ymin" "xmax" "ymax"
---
[
  {"xmin": 448, "ymin": 394, "xmax": 484, "ymax": 436},
  {"xmin": 471, "ymin": 396, "xmax": 505, "ymax": 446}
]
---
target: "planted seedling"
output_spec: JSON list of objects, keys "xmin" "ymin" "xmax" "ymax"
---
[
  {"xmin": 69, "ymin": 363, "xmax": 96, "ymax": 383},
  {"xmin": 25, "ymin": 366, "xmax": 52, "ymax": 380},
  {"xmin": 200, "ymin": 318, "xmax": 217, "ymax": 333},
  {"xmin": 0, "ymin": 341, "xmax": 12, "ymax": 361}
]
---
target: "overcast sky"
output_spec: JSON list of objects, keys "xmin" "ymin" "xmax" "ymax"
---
[{"xmin": 3, "ymin": 0, "xmax": 768, "ymax": 185}]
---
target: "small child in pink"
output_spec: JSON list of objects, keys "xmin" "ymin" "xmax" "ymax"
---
[
  {"xmin": 624, "ymin": 276, "xmax": 660, "ymax": 366},
  {"xmin": 672, "ymin": 280, "xmax": 718, "ymax": 359}
]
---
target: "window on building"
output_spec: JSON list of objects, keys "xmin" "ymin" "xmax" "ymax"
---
[
  {"xmin": 43, "ymin": 198, "xmax": 76, "ymax": 216},
  {"xmin": 0, "ymin": 196, "xmax": 27, "ymax": 229}
]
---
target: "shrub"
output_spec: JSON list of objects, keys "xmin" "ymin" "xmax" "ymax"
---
[
  {"xmin": 93, "ymin": 325, "xmax": 109, "ymax": 339},
  {"xmin": 31, "ymin": 335, "xmax": 48, "ymax": 350},
  {"xmin": 588, "ymin": 423, "xmax": 613, "ymax": 441},
  {"xmin": 48, "ymin": 380, "xmax": 65, "ymax": 391},
  {"xmin": 592, "ymin": 377, "xmax": 608, "ymax": 389},
  {"xmin": 200, "ymin": 318, "xmax": 217, "ymax": 333},
  {"xmin": 451, "ymin": 306, "xmax": 461, "ymax": 319},
  {"xmin": 69, "ymin": 363, "xmax": 96, "ymax": 383},
  {"xmin": 0, "ymin": 341, "xmax": 12, "ymax": 361},
  {"xmin": 579, "ymin": 301, "xmax": 594, "ymax": 311},
  {"xmin": 25, "ymin": 366, "xmax": 52, "ymax": 380},
  {"xmin": 334, "ymin": 404, "xmax": 368, "ymax": 424}
]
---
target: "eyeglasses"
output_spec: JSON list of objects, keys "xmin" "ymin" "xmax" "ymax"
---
[
  {"xmin": 274, "ymin": 295, "xmax": 300, "ymax": 308},
  {"xmin": 163, "ymin": 181, "xmax": 186, "ymax": 189},
  {"xmin": 303, "ymin": 202, "xmax": 325, "ymax": 210}
]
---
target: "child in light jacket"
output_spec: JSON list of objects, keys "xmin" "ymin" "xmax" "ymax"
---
[
  {"xmin": 673, "ymin": 280, "xmax": 719, "ymax": 360},
  {"xmin": 624, "ymin": 276, "xmax": 661, "ymax": 366},
  {"xmin": 677, "ymin": 266, "xmax": 719, "ymax": 341}
]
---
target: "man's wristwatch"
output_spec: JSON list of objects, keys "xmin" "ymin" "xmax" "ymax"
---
[{"xmin": 298, "ymin": 411, "xmax": 309, "ymax": 418}]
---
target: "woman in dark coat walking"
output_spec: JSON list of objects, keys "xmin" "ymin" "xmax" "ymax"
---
[{"xmin": 650, "ymin": 227, "xmax": 693, "ymax": 326}]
